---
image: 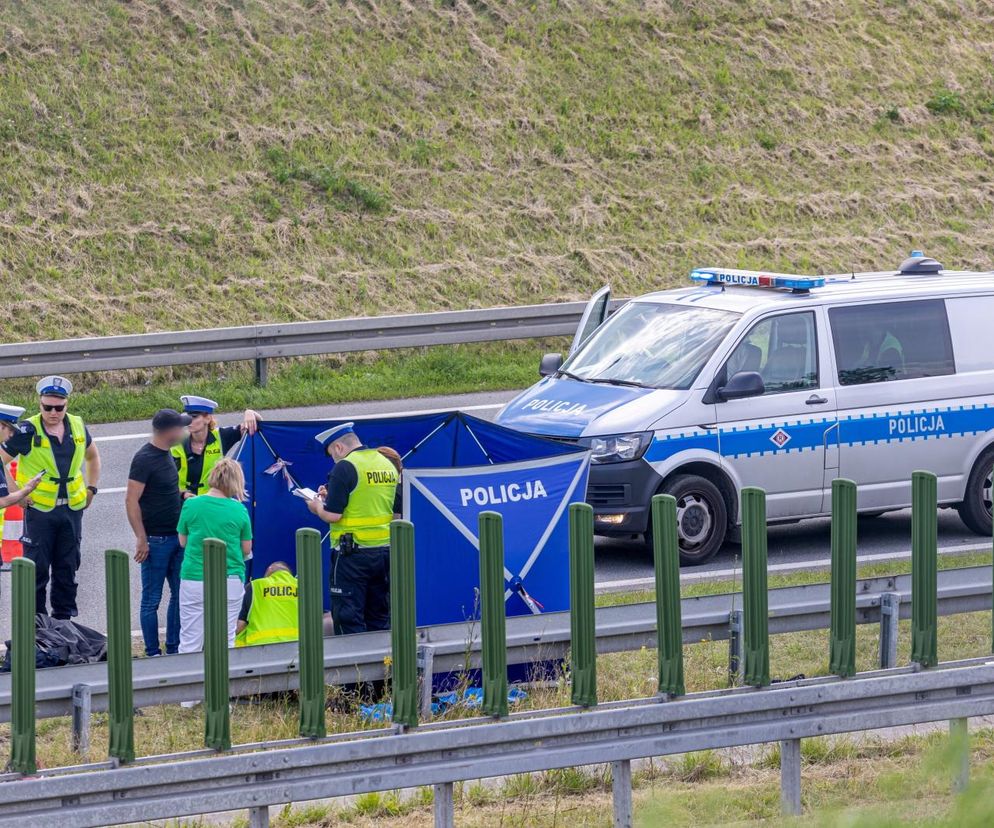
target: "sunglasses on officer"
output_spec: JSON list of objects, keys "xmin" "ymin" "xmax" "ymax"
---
[{"xmin": 41, "ymin": 403, "xmax": 66, "ymax": 412}]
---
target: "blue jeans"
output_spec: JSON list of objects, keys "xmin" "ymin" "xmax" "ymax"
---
[{"xmin": 140, "ymin": 535, "xmax": 184, "ymax": 656}]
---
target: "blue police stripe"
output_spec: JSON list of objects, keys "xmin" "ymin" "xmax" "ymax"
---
[{"xmin": 644, "ymin": 403, "xmax": 994, "ymax": 464}]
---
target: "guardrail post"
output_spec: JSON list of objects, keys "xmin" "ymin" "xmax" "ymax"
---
[
  {"xmin": 433, "ymin": 781, "xmax": 455, "ymax": 828},
  {"xmin": 879, "ymin": 592, "xmax": 900, "ymax": 669},
  {"xmin": 71, "ymin": 683, "xmax": 92, "ymax": 756},
  {"xmin": 780, "ymin": 737, "xmax": 802, "ymax": 815},
  {"xmin": 248, "ymin": 805, "xmax": 270, "ymax": 828},
  {"xmin": 950, "ymin": 717, "xmax": 969, "ymax": 793},
  {"xmin": 418, "ymin": 644, "xmax": 435, "ymax": 721},
  {"xmin": 611, "ymin": 759, "xmax": 633, "ymax": 828},
  {"xmin": 911, "ymin": 470, "xmax": 938, "ymax": 668},
  {"xmin": 254, "ymin": 357, "xmax": 269, "ymax": 387},
  {"xmin": 10, "ymin": 557, "xmax": 36, "ymax": 774},
  {"xmin": 203, "ymin": 538, "xmax": 231, "ymax": 751},
  {"xmin": 728, "ymin": 608, "xmax": 744, "ymax": 686},
  {"xmin": 569, "ymin": 503, "xmax": 597, "ymax": 706},
  {"xmin": 105, "ymin": 548, "xmax": 135, "ymax": 763},
  {"xmin": 829, "ymin": 479, "xmax": 857, "ymax": 678},
  {"xmin": 741, "ymin": 488, "xmax": 770, "ymax": 687},
  {"xmin": 296, "ymin": 528, "xmax": 326, "ymax": 738},
  {"xmin": 390, "ymin": 520, "xmax": 418, "ymax": 728},
  {"xmin": 652, "ymin": 494, "xmax": 684, "ymax": 697},
  {"xmin": 479, "ymin": 511, "xmax": 508, "ymax": 718}
]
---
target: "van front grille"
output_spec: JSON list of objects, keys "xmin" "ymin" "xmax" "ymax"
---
[{"xmin": 587, "ymin": 483, "xmax": 630, "ymax": 507}]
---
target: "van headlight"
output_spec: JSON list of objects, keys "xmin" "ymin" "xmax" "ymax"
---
[{"xmin": 581, "ymin": 432, "xmax": 652, "ymax": 464}]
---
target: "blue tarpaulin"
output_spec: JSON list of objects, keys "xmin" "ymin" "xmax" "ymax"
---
[{"xmin": 237, "ymin": 412, "xmax": 589, "ymax": 627}]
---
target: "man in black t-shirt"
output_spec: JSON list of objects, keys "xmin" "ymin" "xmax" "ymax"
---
[{"xmin": 125, "ymin": 409, "xmax": 190, "ymax": 657}]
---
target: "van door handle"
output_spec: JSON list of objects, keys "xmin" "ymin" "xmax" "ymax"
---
[{"xmin": 805, "ymin": 395, "xmax": 829, "ymax": 405}]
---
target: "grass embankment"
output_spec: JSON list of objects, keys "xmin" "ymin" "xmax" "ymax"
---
[
  {"xmin": 8, "ymin": 552, "xmax": 993, "ymax": 825},
  {"xmin": 3, "ymin": 0, "xmax": 994, "ymax": 406}
]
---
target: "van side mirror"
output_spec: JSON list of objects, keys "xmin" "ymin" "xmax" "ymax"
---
[
  {"xmin": 539, "ymin": 353, "xmax": 564, "ymax": 378},
  {"xmin": 717, "ymin": 371, "xmax": 765, "ymax": 402}
]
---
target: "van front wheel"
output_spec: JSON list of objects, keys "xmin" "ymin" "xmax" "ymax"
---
[
  {"xmin": 957, "ymin": 447, "xmax": 994, "ymax": 536},
  {"xmin": 645, "ymin": 474, "xmax": 728, "ymax": 566}
]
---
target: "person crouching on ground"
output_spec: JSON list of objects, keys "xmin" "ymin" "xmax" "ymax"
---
[
  {"xmin": 177, "ymin": 458, "xmax": 253, "ymax": 653},
  {"xmin": 235, "ymin": 561, "xmax": 299, "ymax": 647}
]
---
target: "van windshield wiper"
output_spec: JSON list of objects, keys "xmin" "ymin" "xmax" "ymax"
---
[
  {"xmin": 585, "ymin": 377, "xmax": 651, "ymax": 389},
  {"xmin": 557, "ymin": 368, "xmax": 588, "ymax": 382}
]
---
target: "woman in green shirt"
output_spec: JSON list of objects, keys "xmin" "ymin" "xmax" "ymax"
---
[{"xmin": 177, "ymin": 458, "xmax": 253, "ymax": 654}]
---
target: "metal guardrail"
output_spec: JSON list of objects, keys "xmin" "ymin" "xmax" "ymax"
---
[
  {"xmin": 0, "ymin": 300, "xmax": 623, "ymax": 382},
  {"xmin": 1, "ymin": 657, "xmax": 993, "ymax": 827},
  {"xmin": 1, "ymin": 564, "xmax": 988, "ymax": 725}
]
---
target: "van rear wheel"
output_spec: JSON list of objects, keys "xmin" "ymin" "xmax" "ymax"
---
[
  {"xmin": 957, "ymin": 446, "xmax": 994, "ymax": 536},
  {"xmin": 645, "ymin": 474, "xmax": 728, "ymax": 566}
]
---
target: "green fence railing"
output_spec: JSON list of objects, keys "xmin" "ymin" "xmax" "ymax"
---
[
  {"xmin": 203, "ymin": 538, "xmax": 231, "ymax": 751},
  {"xmin": 829, "ymin": 479, "xmax": 858, "ymax": 678},
  {"xmin": 568, "ymin": 503, "xmax": 598, "ymax": 707},
  {"xmin": 1, "ymin": 471, "xmax": 970, "ymax": 774},
  {"xmin": 105, "ymin": 549, "xmax": 135, "ymax": 763}
]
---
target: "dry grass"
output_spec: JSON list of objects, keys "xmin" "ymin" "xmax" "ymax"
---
[{"xmin": 2, "ymin": 1, "xmax": 994, "ymax": 345}]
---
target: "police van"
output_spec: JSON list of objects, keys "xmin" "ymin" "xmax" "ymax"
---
[{"xmin": 495, "ymin": 254, "xmax": 994, "ymax": 564}]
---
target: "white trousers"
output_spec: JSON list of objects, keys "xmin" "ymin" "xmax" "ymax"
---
[{"xmin": 178, "ymin": 577, "xmax": 243, "ymax": 653}]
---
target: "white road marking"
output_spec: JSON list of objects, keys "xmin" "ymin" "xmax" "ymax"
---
[
  {"xmin": 92, "ymin": 402, "xmax": 506, "ymax": 444},
  {"xmin": 593, "ymin": 542, "xmax": 990, "ymax": 594}
]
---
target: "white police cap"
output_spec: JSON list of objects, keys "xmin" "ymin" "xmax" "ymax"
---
[
  {"xmin": 315, "ymin": 422, "xmax": 356, "ymax": 449},
  {"xmin": 0, "ymin": 404, "xmax": 25, "ymax": 425},
  {"xmin": 180, "ymin": 395, "xmax": 219, "ymax": 414},
  {"xmin": 36, "ymin": 376, "xmax": 73, "ymax": 397}
]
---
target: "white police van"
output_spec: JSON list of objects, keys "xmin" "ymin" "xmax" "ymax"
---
[{"xmin": 496, "ymin": 254, "xmax": 994, "ymax": 564}]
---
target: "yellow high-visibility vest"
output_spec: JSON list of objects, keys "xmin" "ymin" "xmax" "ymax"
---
[
  {"xmin": 15, "ymin": 413, "xmax": 88, "ymax": 511},
  {"xmin": 236, "ymin": 569, "xmax": 298, "ymax": 647},
  {"xmin": 330, "ymin": 448, "xmax": 398, "ymax": 549},
  {"xmin": 172, "ymin": 428, "xmax": 224, "ymax": 495}
]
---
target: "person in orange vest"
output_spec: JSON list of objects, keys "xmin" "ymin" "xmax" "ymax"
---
[{"xmin": 0, "ymin": 404, "xmax": 42, "ymax": 510}]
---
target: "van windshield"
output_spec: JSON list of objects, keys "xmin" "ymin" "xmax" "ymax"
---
[{"xmin": 561, "ymin": 301, "xmax": 740, "ymax": 389}]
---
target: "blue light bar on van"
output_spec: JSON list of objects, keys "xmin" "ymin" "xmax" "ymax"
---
[{"xmin": 690, "ymin": 268, "xmax": 826, "ymax": 291}]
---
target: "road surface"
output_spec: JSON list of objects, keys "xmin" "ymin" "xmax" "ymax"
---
[{"xmin": 0, "ymin": 390, "xmax": 986, "ymax": 641}]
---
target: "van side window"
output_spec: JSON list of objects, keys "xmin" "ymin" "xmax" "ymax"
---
[
  {"xmin": 725, "ymin": 311, "xmax": 818, "ymax": 394},
  {"xmin": 829, "ymin": 299, "xmax": 954, "ymax": 386}
]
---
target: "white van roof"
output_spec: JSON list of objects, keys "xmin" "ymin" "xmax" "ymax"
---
[{"xmin": 635, "ymin": 255, "xmax": 994, "ymax": 315}]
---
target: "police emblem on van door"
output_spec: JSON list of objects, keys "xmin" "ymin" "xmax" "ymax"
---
[{"xmin": 769, "ymin": 428, "xmax": 791, "ymax": 449}]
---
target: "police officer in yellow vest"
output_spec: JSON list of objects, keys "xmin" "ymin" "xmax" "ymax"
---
[
  {"xmin": 306, "ymin": 423, "xmax": 401, "ymax": 635},
  {"xmin": 235, "ymin": 561, "xmax": 299, "ymax": 647},
  {"xmin": 0, "ymin": 377, "xmax": 101, "ymax": 618},
  {"xmin": 172, "ymin": 396, "xmax": 262, "ymax": 498}
]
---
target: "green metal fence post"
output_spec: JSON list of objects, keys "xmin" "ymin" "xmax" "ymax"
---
[
  {"xmin": 105, "ymin": 549, "xmax": 135, "ymax": 763},
  {"xmin": 10, "ymin": 557, "xmax": 36, "ymax": 774},
  {"xmin": 741, "ymin": 487, "xmax": 770, "ymax": 687},
  {"xmin": 569, "ymin": 503, "xmax": 597, "ymax": 707},
  {"xmin": 911, "ymin": 470, "xmax": 938, "ymax": 668},
  {"xmin": 296, "ymin": 528, "xmax": 326, "ymax": 738},
  {"xmin": 652, "ymin": 494, "xmax": 685, "ymax": 697},
  {"xmin": 203, "ymin": 538, "xmax": 231, "ymax": 750},
  {"xmin": 829, "ymin": 479, "xmax": 858, "ymax": 678},
  {"xmin": 390, "ymin": 520, "xmax": 418, "ymax": 727},
  {"xmin": 479, "ymin": 511, "xmax": 508, "ymax": 718}
]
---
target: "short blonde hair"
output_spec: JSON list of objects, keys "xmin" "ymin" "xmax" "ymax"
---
[{"xmin": 207, "ymin": 458, "xmax": 247, "ymax": 500}]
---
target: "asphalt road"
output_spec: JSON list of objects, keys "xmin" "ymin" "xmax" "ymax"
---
[{"xmin": 0, "ymin": 389, "xmax": 987, "ymax": 641}]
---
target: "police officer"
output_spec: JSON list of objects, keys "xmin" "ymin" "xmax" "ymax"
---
[
  {"xmin": 235, "ymin": 561, "xmax": 299, "ymax": 647},
  {"xmin": 0, "ymin": 377, "xmax": 101, "ymax": 618},
  {"xmin": 172, "ymin": 396, "xmax": 262, "ymax": 497},
  {"xmin": 306, "ymin": 423, "xmax": 401, "ymax": 635},
  {"xmin": 0, "ymin": 405, "xmax": 43, "ymax": 510}
]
